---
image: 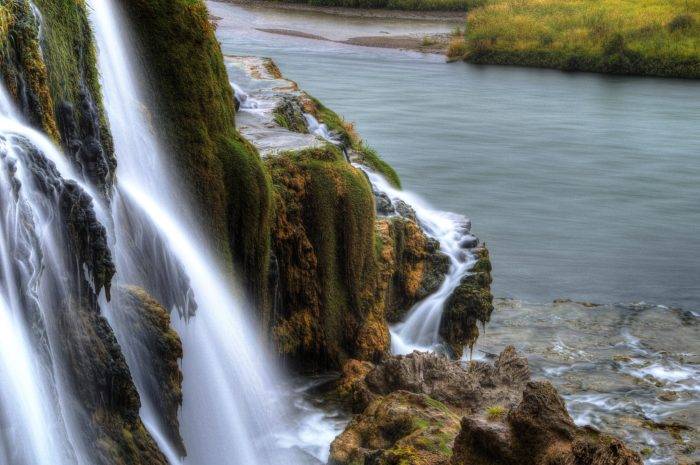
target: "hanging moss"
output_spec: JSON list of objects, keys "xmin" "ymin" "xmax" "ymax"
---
[
  {"xmin": 266, "ymin": 145, "xmax": 386, "ymax": 369},
  {"xmin": 119, "ymin": 0, "xmax": 273, "ymax": 308},
  {"xmin": 0, "ymin": 0, "xmax": 58, "ymax": 138}
]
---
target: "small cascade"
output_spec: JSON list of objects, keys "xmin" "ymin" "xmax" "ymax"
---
[
  {"xmin": 303, "ymin": 112, "xmax": 340, "ymax": 143},
  {"xmin": 231, "ymin": 82, "xmax": 258, "ymax": 109},
  {"xmin": 359, "ymin": 169, "xmax": 477, "ymax": 354},
  {"xmin": 299, "ymin": 91, "xmax": 478, "ymax": 354}
]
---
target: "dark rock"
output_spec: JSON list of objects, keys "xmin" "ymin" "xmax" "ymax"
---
[
  {"xmin": 113, "ymin": 286, "xmax": 186, "ymax": 457},
  {"xmin": 374, "ymin": 189, "xmax": 395, "ymax": 216},
  {"xmin": 440, "ymin": 247, "xmax": 494, "ymax": 357},
  {"xmin": 394, "ymin": 199, "xmax": 417, "ymax": 222},
  {"xmin": 273, "ymin": 95, "xmax": 309, "ymax": 133},
  {"xmin": 459, "ymin": 234, "xmax": 479, "ymax": 249}
]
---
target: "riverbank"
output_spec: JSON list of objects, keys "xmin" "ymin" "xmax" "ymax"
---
[
  {"xmin": 448, "ymin": 0, "xmax": 699, "ymax": 78},
  {"xmin": 217, "ymin": 0, "xmax": 460, "ymax": 53}
]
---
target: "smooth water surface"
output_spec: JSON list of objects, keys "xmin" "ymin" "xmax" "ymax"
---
[{"xmin": 211, "ymin": 1, "xmax": 700, "ymax": 310}]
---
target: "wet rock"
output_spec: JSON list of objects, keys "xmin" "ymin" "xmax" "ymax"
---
[
  {"xmin": 459, "ymin": 235, "xmax": 479, "ymax": 249},
  {"xmin": 273, "ymin": 95, "xmax": 309, "ymax": 133},
  {"xmin": 113, "ymin": 286, "xmax": 186, "ymax": 457},
  {"xmin": 377, "ymin": 217, "xmax": 450, "ymax": 323},
  {"xmin": 451, "ymin": 381, "xmax": 643, "ymax": 465},
  {"xmin": 338, "ymin": 348, "xmax": 529, "ymax": 414},
  {"xmin": 374, "ymin": 189, "xmax": 395, "ymax": 216},
  {"xmin": 395, "ymin": 199, "xmax": 418, "ymax": 222},
  {"xmin": 440, "ymin": 247, "xmax": 494, "ymax": 358}
]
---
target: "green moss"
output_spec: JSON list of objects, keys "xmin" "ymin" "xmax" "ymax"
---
[
  {"xmin": 486, "ymin": 405, "xmax": 506, "ymax": 420},
  {"xmin": 267, "ymin": 145, "xmax": 379, "ymax": 368},
  {"xmin": 269, "ymin": 0, "xmax": 483, "ymax": 11},
  {"xmin": 357, "ymin": 144, "xmax": 401, "ymax": 188},
  {"xmin": 32, "ymin": 0, "xmax": 112, "ymax": 151},
  {"xmin": 120, "ymin": 0, "xmax": 273, "ymax": 307}
]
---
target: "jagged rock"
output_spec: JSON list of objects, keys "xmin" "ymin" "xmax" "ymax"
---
[
  {"xmin": 113, "ymin": 286, "xmax": 186, "ymax": 458},
  {"xmin": 329, "ymin": 391, "xmax": 461, "ymax": 465},
  {"xmin": 376, "ymin": 217, "xmax": 450, "ymax": 323},
  {"xmin": 337, "ymin": 348, "xmax": 530, "ymax": 414},
  {"xmin": 395, "ymin": 198, "xmax": 418, "ymax": 222},
  {"xmin": 440, "ymin": 247, "xmax": 494, "ymax": 357},
  {"xmin": 451, "ymin": 381, "xmax": 643, "ymax": 465},
  {"xmin": 374, "ymin": 189, "xmax": 395, "ymax": 216},
  {"xmin": 273, "ymin": 94, "xmax": 309, "ymax": 133}
]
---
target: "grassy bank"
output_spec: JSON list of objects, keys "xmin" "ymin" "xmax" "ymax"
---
[
  {"xmin": 267, "ymin": 0, "xmax": 482, "ymax": 12},
  {"xmin": 448, "ymin": 0, "xmax": 699, "ymax": 78}
]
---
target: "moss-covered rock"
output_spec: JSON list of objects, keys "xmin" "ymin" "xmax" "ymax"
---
[
  {"xmin": 329, "ymin": 391, "xmax": 461, "ymax": 465},
  {"xmin": 267, "ymin": 145, "xmax": 388, "ymax": 369},
  {"xmin": 0, "ymin": 0, "xmax": 116, "ymax": 193},
  {"xmin": 439, "ymin": 247, "xmax": 493, "ymax": 357},
  {"xmin": 119, "ymin": 0, "xmax": 272, "ymax": 309},
  {"xmin": 273, "ymin": 94, "xmax": 309, "ymax": 133},
  {"xmin": 376, "ymin": 217, "xmax": 450, "ymax": 322},
  {"xmin": 113, "ymin": 286, "xmax": 185, "ymax": 458}
]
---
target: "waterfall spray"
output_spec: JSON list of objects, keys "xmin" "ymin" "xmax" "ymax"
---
[{"xmin": 87, "ymin": 1, "xmax": 302, "ymax": 464}]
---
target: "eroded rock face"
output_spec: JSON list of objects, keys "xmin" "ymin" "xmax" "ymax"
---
[
  {"xmin": 451, "ymin": 381, "xmax": 643, "ymax": 465},
  {"xmin": 333, "ymin": 348, "xmax": 640, "ymax": 465},
  {"xmin": 337, "ymin": 348, "xmax": 530, "ymax": 414},
  {"xmin": 376, "ymin": 217, "xmax": 450, "ymax": 323},
  {"xmin": 113, "ymin": 286, "xmax": 186, "ymax": 458}
]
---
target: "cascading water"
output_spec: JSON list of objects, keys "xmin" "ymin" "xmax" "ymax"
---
[
  {"xmin": 0, "ymin": 86, "xmax": 103, "ymax": 465},
  {"xmin": 359, "ymin": 169, "xmax": 478, "ymax": 354},
  {"xmin": 298, "ymin": 97, "xmax": 478, "ymax": 355},
  {"xmin": 87, "ymin": 1, "xmax": 303, "ymax": 464}
]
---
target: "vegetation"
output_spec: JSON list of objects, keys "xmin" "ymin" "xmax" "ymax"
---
[
  {"xmin": 449, "ymin": 0, "xmax": 700, "ymax": 78},
  {"xmin": 486, "ymin": 405, "xmax": 506, "ymax": 420},
  {"xmin": 120, "ymin": 0, "xmax": 273, "ymax": 307},
  {"xmin": 269, "ymin": 0, "xmax": 483, "ymax": 12},
  {"xmin": 266, "ymin": 145, "xmax": 381, "ymax": 368}
]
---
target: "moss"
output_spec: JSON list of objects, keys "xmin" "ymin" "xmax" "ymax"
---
[
  {"xmin": 0, "ymin": 0, "xmax": 59, "ymax": 139},
  {"xmin": 357, "ymin": 144, "xmax": 401, "ymax": 188},
  {"xmin": 32, "ymin": 0, "xmax": 114, "ymax": 157},
  {"xmin": 486, "ymin": 405, "xmax": 506, "ymax": 421},
  {"xmin": 439, "ymin": 247, "xmax": 493, "ymax": 357},
  {"xmin": 267, "ymin": 145, "xmax": 384, "ymax": 369},
  {"xmin": 120, "ymin": 0, "xmax": 273, "ymax": 308}
]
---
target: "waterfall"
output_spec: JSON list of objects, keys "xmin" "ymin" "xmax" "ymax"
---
[
  {"xmin": 87, "ymin": 1, "xmax": 301, "ymax": 464},
  {"xmin": 0, "ymin": 86, "xmax": 98, "ymax": 465}
]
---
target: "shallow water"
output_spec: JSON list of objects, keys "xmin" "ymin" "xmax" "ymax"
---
[
  {"xmin": 210, "ymin": 0, "xmax": 700, "ymax": 311},
  {"xmin": 472, "ymin": 300, "xmax": 699, "ymax": 464}
]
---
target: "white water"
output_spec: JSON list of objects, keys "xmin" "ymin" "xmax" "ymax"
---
[
  {"xmin": 356, "ymin": 168, "xmax": 477, "ymax": 354},
  {"xmin": 88, "ymin": 1, "xmax": 302, "ymax": 464},
  {"xmin": 303, "ymin": 113, "xmax": 339, "ymax": 143},
  {"xmin": 0, "ymin": 87, "xmax": 91, "ymax": 465}
]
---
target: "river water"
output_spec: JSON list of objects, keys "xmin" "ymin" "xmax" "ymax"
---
[{"xmin": 209, "ymin": 2, "xmax": 699, "ymax": 463}]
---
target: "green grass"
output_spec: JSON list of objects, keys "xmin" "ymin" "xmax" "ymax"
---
[
  {"xmin": 486, "ymin": 405, "xmax": 506, "ymax": 420},
  {"xmin": 450, "ymin": 0, "xmax": 700, "ymax": 78},
  {"xmin": 270, "ymin": 0, "xmax": 483, "ymax": 12}
]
